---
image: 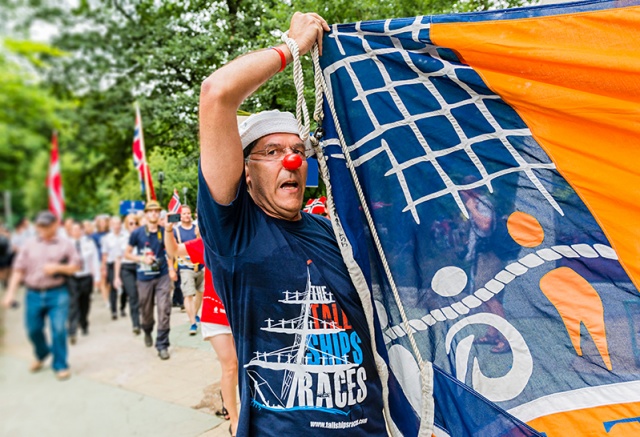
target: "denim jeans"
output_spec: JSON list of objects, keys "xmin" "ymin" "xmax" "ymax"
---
[{"xmin": 25, "ymin": 286, "xmax": 70, "ymax": 371}]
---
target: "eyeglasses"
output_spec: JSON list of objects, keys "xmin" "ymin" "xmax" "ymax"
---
[
  {"xmin": 248, "ymin": 145, "xmax": 307, "ymax": 161},
  {"xmin": 128, "ymin": 222, "xmax": 138, "ymax": 226}
]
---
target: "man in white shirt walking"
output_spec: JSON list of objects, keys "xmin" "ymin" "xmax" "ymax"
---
[
  {"xmin": 114, "ymin": 214, "xmax": 142, "ymax": 335},
  {"xmin": 67, "ymin": 221, "xmax": 101, "ymax": 343},
  {"xmin": 101, "ymin": 216, "xmax": 130, "ymax": 320}
]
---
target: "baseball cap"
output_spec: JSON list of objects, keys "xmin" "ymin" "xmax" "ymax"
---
[
  {"xmin": 239, "ymin": 110, "xmax": 312, "ymax": 154},
  {"xmin": 35, "ymin": 211, "xmax": 57, "ymax": 227},
  {"xmin": 144, "ymin": 200, "xmax": 162, "ymax": 212}
]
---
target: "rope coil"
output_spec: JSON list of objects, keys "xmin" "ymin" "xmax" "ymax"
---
[{"xmin": 281, "ymin": 32, "xmax": 311, "ymax": 143}]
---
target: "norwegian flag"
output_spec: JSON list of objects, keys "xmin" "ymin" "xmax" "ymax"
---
[
  {"xmin": 303, "ymin": 196, "xmax": 327, "ymax": 215},
  {"xmin": 167, "ymin": 188, "xmax": 181, "ymax": 214},
  {"xmin": 47, "ymin": 131, "xmax": 64, "ymax": 221},
  {"xmin": 132, "ymin": 103, "xmax": 156, "ymax": 200}
]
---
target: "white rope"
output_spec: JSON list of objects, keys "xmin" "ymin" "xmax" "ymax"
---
[
  {"xmin": 312, "ymin": 140, "xmax": 400, "ymax": 437},
  {"xmin": 312, "ymin": 52, "xmax": 434, "ymax": 437},
  {"xmin": 310, "ymin": 44, "xmax": 324, "ymax": 125},
  {"xmin": 282, "ymin": 32, "xmax": 310, "ymax": 142},
  {"xmin": 283, "ymin": 34, "xmax": 434, "ymax": 436}
]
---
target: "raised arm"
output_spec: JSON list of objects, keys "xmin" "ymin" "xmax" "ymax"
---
[
  {"xmin": 164, "ymin": 222, "xmax": 189, "ymax": 259},
  {"xmin": 198, "ymin": 12, "xmax": 329, "ymax": 204}
]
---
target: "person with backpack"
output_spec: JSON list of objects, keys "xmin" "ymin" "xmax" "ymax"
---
[{"xmin": 124, "ymin": 200, "xmax": 176, "ymax": 360}]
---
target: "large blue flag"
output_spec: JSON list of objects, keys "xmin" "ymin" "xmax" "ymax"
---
[{"xmin": 316, "ymin": 0, "xmax": 640, "ymax": 435}]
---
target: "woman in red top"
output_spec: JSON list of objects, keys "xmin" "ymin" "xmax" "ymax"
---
[{"xmin": 165, "ymin": 225, "xmax": 238, "ymax": 436}]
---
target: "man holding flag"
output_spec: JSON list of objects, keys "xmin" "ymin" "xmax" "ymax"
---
[{"xmin": 197, "ymin": 13, "xmax": 387, "ymax": 436}]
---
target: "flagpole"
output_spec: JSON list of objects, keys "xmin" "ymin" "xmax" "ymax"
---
[{"xmin": 135, "ymin": 102, "xmax": 151, "ymax": 204}]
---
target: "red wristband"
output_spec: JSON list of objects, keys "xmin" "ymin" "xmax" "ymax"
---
[{"xmin": 271, "ymin": 46, "xmax": 287, "ymax": 73}]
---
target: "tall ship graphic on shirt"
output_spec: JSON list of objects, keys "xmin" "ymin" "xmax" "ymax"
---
[{"xmin": 245, "ymin": 261, "xmax": 368, "ymax": 414}]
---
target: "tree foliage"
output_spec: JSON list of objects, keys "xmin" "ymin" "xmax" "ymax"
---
[
  {"xmin": 1, "ymin": 0, "xmax": 529, "ymax": 220},
  {"xmin": 0, "ymin": 37, "xmax": 73, "ymax": 221}
]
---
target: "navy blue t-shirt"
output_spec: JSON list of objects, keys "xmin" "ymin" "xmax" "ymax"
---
[
  {"xmin": 91, "ymin": 231, "xmax": 107, "ymax": 258},
  {"xmin": 128, "ymin": 226, "xmax": 168, "ymax": 281},
  {"xmin": 197, "ymin": 169, "xmax": 386, "ymax": 436}
]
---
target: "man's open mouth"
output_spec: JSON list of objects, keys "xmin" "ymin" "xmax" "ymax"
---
[{"xmin": 280, "ymin": 180, "xmax": 299, "ymax": 190}]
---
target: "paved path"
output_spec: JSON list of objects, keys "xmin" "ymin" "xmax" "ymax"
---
[{"xmin": 0, "ymin": 288, "xmax": 233, "ymax": 437}]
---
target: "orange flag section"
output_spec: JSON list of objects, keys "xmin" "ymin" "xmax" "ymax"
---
[
  {"xmin": 540, "ymin": 267, "xmax": 611, "ymax": 370},
  {"xmin": 507, "ymin": 211, "xmax": 544, "ymax": 248},
  {"xmin": 527, "ymin": 401, "xmax": 640, "ymax": 437},
  {"xmin": 431, "ymin": 6, "xmax": 640, "ymax": 290}
]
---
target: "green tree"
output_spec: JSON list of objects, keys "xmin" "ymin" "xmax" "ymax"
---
[
  {"xmin": 35, "ymin": 0, "xmax": 278, "ymax": 216},
  {"xmin": 0, "ymin": 38, "xmax": 72, "ymax": 222},
  {"xmin": 5, "ymin": 0, "xmax": 529, "ymax": 218}
]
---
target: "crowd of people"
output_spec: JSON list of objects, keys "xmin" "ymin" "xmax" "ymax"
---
[
  {"xmin": 1, "ymin": 11, "xmax": 383, "ymax": 437},
  {"xmin": 0, "ymin": 201, "xmax": 241, "ymax": 432}
]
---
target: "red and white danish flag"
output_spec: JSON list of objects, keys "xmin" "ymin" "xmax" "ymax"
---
[{"xmin": 47, "ymin": 131, "xmax": 64, "ymax": 221}]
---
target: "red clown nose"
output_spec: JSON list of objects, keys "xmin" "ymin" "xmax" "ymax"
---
[{"xmin": 282, "ymin": 153, "xmax": 303, "ymax": 171}]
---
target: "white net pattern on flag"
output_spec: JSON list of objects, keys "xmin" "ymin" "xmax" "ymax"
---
[{"xmin": 322, "ymin": 17, "xmax": 563, "ymax": 224}]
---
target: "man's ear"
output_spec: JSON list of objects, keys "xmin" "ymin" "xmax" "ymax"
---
[{"xmin": 245, "ymin": 163, "xmax": 252, "ymax": 188}]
